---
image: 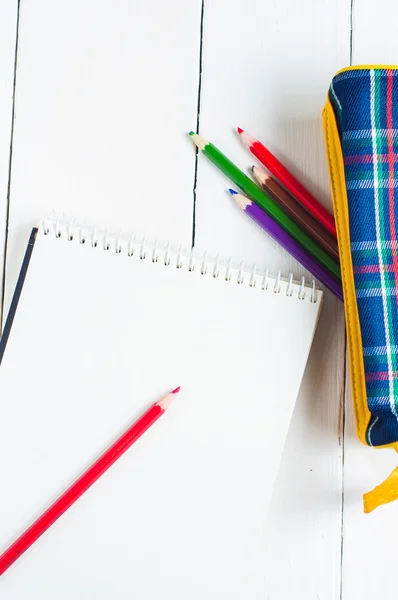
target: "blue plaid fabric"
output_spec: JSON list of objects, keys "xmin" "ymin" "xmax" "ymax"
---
[{"xmin": 330, "ymin": 68, "xmax": 398, "ymax": 446}]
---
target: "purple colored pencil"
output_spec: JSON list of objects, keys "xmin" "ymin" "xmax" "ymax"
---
[{"xmin": 229, "ymin": 190, "xmax": 343, "ymax": 301}]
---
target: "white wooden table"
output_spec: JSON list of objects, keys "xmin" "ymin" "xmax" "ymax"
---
[{"xmin": 1, "ymin": 1, "xmax": 398, "ymax": 597}]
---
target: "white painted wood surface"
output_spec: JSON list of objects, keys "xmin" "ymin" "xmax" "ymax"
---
[
  {"xmin": 1, "ymin": 0, "xmax": 398, "ymax": 598},
  {"xmin": 0, "ymin": 0, "xmax": 18, "ymax": 322},
  {"xmin": 195, "ymin": 1, "xmax": 348, "ymax": 598},
  {"xmin": 2, "ymin": 0, "xmax": 202, "ymax": 315}
]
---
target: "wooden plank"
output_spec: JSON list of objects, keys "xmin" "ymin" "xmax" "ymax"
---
[
  {"xmin": 4, "ymin": 0, "xmax": 202, "ymax": 314},
  {"xmin": 342, "ymin": 386, "xmax": 398, "ymax": 599},
  {"xmin": 343, "ymin": 2, "xmax": 398, "ymax": 598},
  {"xmin": 351, "ymin": 0, "xmax": 398, "ymax": 64},
  {"xmin": 0, "ymin": 0, "xmax": 18, "ymax": 320},
  {"xmin": 194, "ymin": 1, "xmax": 350, "ymax": 597}
]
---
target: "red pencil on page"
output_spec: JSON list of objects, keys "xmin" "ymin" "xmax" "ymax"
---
[
  {"xmin": 0, "ymin": 387, "xmax": 180, "ymax": 577},
  {"xmin": 237, "ymin": 127, "xmax": 337, "ymax": 238}
]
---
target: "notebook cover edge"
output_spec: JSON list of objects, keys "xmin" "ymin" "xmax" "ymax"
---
[{"xmin": 0, "ymin": 227, "xmax": 38, "ymax": 365}]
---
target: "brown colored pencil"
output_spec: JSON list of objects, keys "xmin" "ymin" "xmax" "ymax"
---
[{"xmin": 252, "ymin": 167, "xmax": 339, "ymax": 262}]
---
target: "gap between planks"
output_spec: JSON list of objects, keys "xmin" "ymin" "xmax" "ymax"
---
[{"xmin": 0, "ymin": 0, "xmax": 21, "ymax": 331}]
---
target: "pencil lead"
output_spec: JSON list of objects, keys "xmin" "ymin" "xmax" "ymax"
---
[
  {"xmin": 171, "ymin": 386, "xmax": 181, "ymax": 394},
  {"xmin": 237, "ymin": 127, "xmax": 244, "ymax": 134},
  {"xmin": 189, "ymin": 131, "xmax": 195, "ymax": 136},
  {"xmin": 228, "ymin": 189, "xmax": 238, "ymax": 195}
]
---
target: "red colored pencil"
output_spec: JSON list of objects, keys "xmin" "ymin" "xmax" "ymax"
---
[
  {"xmin": 0, "ymin": 387, "xmax": 180, "ymax": 577},
  {"xmin": 237, "ymin": 127, "xmax": 337, "ymax": 239}
]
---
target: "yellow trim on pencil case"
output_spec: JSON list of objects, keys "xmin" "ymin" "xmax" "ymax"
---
[
  {"xmin": 334, "ymin": 65, "xmax": 398, "ymax": 75},
  {"xmin": 322, "ymin": 98, "xmax": 370, "ymax": 445}
]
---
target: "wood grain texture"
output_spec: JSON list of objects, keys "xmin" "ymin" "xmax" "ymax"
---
[
  {"xmin": 0, "ymin": 0, "xmax": 18, "ymax": 322},
  {"xmin": 4, "ymin": 0, "xmax": 202, "ymax": 314},
  {"xmin": 342, "ymin": 3, "xmax": 398, "ymax": 598},
  {"xmin": 4, "ymin": 0, "xmax": 381, "ymax": 597},
  {"xmin": 194, "ymin": 0, "xmax": 349, "ymax": 597},
  {"xmin": 342, "ymin": 385, "xmax": 398, "ymax": 600},
  {"xmin": 351, "ymin": 0, "xmax": 398, "ymax": 64}
]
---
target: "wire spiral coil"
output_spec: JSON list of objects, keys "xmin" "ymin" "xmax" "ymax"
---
[{"xmin": 43, "ymin": 216, "xmax": 318, "ymax": 303}]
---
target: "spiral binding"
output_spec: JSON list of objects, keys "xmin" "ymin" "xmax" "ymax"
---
[{"xmin": 42, "ymin": 216, "xmax": 318, "ymax": 303}]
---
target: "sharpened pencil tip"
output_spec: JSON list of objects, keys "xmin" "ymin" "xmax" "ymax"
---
[
  {"xmin": 237, "ymin": 128, "xmax": 256, "ymax": 148},
  {"xmin": 252, "ymin": 166, "xmax": 267, "ymax": 185},
  {"xmin": 157, "ymin": 388, "xmax": 180, "ymax": 411},
  {"xmin": 189, "ymin": 132, "xmax": 208, "ymax": 152},
  {"xmin": 228, "ymin": 189, "xmax": 238, "ymax": 195},
  {"xmin": 230, "ymin": 191, "xmax": 251, "ymax": 210}
]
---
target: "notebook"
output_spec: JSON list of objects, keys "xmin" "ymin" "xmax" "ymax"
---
[{"xmin": 0, "ymin": 218, "xmax": 322, "ymax": 599}]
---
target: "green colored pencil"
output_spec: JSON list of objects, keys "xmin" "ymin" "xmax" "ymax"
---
[{"xmin": 189, "ymin": 132, "xmax": 341, "ymax": 281}]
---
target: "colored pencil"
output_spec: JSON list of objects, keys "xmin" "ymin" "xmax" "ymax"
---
[
  {"xmin": 229, "ymin": 190, "xmax": 343, "ymax": 301},
  {"xmin": 0, "ymin": 387, "xmax": 181, "ymax": 577},
  {"xmin": 252, "ymin": 166, "xmax": 340, "ymax": 262},
  {"xmin": 237, "ymin": 127, "xmax": 337, "ymax": 239},
  {"xmin": 189, "ymin": 132, "xmax": 341, "ymax": 281}
]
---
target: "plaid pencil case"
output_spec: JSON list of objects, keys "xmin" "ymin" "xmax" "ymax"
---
[{"xmin": 323, "ymin": 66, "xmax": 398, "ymax": 512}]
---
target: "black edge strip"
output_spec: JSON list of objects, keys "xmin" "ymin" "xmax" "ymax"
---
[
  {"xmin": 191, "ymin": 0, "xmax": 205, "ymax": 249},
  {"xmin": 0, "ymin": 227, "xmax": 38, "ymax": 365},
  {"xmin": 1, "ymin": 0, "xmax": 22, "ymax": 328}
]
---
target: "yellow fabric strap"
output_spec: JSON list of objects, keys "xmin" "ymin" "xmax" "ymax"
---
[
  {"xmin": 364, "ymin": 467, "xmax": 398, "ymax": 513},
  {"xmin": 322, "ymin": 94, "xmax": 398, "ymax": 512}
]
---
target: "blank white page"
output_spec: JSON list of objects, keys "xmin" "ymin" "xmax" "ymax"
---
[{"xmin": 0, "ymin": 222, "xmax": 322, "ymax": 599}]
